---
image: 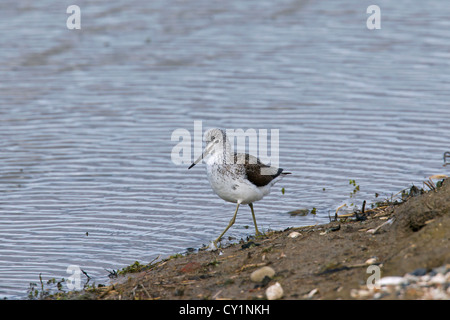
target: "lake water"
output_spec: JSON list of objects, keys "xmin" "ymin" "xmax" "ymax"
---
[{"xmin": 0, "ymin": 0, "xmax": 449, "ymax": 299}]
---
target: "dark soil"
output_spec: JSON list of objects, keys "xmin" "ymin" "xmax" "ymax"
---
[{"xmin": 52, "ymin": 179, "xmax": 450, "ymax": 300}]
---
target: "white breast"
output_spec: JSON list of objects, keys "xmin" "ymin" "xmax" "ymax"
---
[{"xmin": 206, "ymin": 163, "xmax": 266, "ymax": 204}]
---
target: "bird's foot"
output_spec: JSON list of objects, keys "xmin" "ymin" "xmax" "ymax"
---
[
  {"xmin": 207, "ymin": 240, "xmax": 219, "ymax": 251},
  {"xmin": 254, "ymin": 230, "xmax": 265, "ymax": 239}
]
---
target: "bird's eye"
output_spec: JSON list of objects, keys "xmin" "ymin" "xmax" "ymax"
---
[{"xmin": 211, "ymin": 136, "xmax": 215, "ymax": 140}]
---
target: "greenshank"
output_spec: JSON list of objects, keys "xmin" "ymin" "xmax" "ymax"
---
[{"xmin": 188, "ymin": 128, "xmax": 290, "ymax": 247}]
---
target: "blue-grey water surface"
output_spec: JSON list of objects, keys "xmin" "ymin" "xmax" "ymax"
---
[{"xmin": 1, "ymin": 0, "xmax": 449, "ymax": 298}]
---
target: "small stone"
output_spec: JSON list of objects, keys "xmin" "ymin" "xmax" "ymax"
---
[
  {"xmin": 409, "ymin": 268, "xmax": 427, "ymax": 277},
  {"xmin": 378, "ymin": 276, "xmax": 407, "ymax": 286},
  {"xmin": 430, "ymin": 273, "xmax": 446, "ymax": 285},
  {"xmin": 373, "ymin": 292, "xmax": 383, "ymax": 299},
  {"xmin": 404, "ymin": 273, "xmax": 419, "ymax": 283},
  {"xmin": 358, "ymin": 290, "xmax": 372, "ymax": 299},
  {"xmin": 421, "ymin": 274, "xmax": 431, "ymax": 281},
  {"xmin": 266, "ymin": 282, "xmax": 283, "ymax": 300},
  {"xmin": 350, "ymin": 289, "xmax": 371, "ymax": 299},
  {"xmin": 350, "ymin": 289, "xmax": 359, "ymax": 299},
  {"xmin": 365, "ymin": 257, "xmax": 377, "ymax": 265},
  {"xmin": 250, "ymin": 266, "xmax": 275, "ymax": 283},
  {"xmin": 179, "ymin": 262, "xmax": 201, "ymax": 273},
  {"xmin": 306, "ymin": 288, "xmax": 319, "ymax": 298},
  {"xmin": 288, "ymin": 231, "xmax": 301, "ymax": 238},
  {"xmin": 432, "ymin": 265, "xmax": 449, "ymax": 275},
  {"xmin": 425, "ymin": 287, "xmax": 448, "ymax": 300}
]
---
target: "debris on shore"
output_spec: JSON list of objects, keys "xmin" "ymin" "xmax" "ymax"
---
[
  {"xmin": 42, "ymin": 178, "xmax": 449, "ymax": 300},
  {"xmin": 351, "ymin": 264, "xmax": 450, "ymax": 299}
]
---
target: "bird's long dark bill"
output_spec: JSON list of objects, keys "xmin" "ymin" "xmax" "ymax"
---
[
  {"xmin": 188, "ymin": 146, "xmax": 211, "ymax": 169},
  {"xmin": 188, "ymin": 162, "xmax": 197, "ymax": 169}
]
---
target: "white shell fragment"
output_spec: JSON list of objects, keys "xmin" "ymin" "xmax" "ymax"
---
[
  {"xmin": 378, "ymin": 276, "xmax": 407, "ymax": 286},
  {"xmin": 288, "ymin": 231, "xmax": 301, "ymax": 238},
  {"xmin": 365, "ymin": 257, "xmax": 377, "ymax": 265},
  {"xmin": 266, "ymin": 282, "xmax": 283, "ymax": 300},
  {"xmin": 350, "ymin": 264, "xmax": 450, "ymax": 299},
  {"xmin": 306, "ymin": 288, "xmax": 319, "ymax": 298}
]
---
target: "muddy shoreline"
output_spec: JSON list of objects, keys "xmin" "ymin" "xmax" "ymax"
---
[{"xmin": 47, "ymin": 179, "xmax": 449, "ymax": 300}]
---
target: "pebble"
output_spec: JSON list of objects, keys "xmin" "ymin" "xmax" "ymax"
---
[
  {"xmin": 430, "ymin": 273, "xmax": 446, "ymax": 285},
  {"xmin": 351, "ymin": 289, "xmax": 371, "ymax": 299},
  {"xmin": 288, "ymin": 231, "xmax": 301, "ymax": 238},
  {"xmin": 350, "ymin": 264, "xmax": 450, "ymax": 300},
  {"xmin": 365, "ymin": 257, "xmax": 377, "ymax": 265},
  {"xmin": 250, "ymin": 266, "xmax": 276, "ymax": 283},
  {"xmin": 266, "ymin": 282, "xmax": 283, "ymax": 300},
  {"xmin": 409, "ymin": 268, "xmax": 427, "ymax": 277},
  {"xmin": 306, "ymin": 288, "xmax": 319, "ymax": 298},
  {"xmin": 378, "ymin": 276, "xmax": 408, "ymax": 286},
  {"xmin": 432, "ymin": 264, "xmax": 450, "ymax": 275}
]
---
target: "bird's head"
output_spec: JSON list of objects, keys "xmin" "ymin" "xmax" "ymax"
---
[{"xmin": 188, "ymin": 128, "xmax": 227, "ymax": 169}]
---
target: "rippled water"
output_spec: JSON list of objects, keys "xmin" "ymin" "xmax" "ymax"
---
[{"xmin": 1, "ymin": 0, "xmax": 449, "ymax": 298}]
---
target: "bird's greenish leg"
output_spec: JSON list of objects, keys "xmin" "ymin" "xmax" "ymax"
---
[
  {"xmin": 248, "ymin": 203, "xmax": 261, "ymax": 236},
  {"xmin": 214, "ymin": 202, "xmax": 240, "ymax": 246}
]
